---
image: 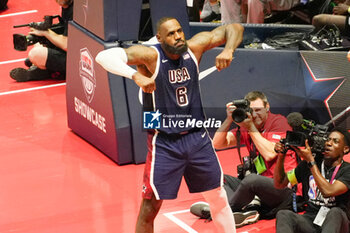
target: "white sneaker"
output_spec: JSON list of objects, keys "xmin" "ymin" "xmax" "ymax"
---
[{"xmin": 233, "ymin": 210, "xmax": 260, "ymax": 228}]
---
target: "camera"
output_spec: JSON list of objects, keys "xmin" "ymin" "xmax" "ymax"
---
[
  {"xmin": 237, "ymin": 156, "xmax": 252, "ymax": 180},
  {"xmin": 13, "ymin": 34, "xmax": 50, "ymax": 51},
  {"xmin": 12, "ymin": 15, "xmax": 63, "ymax": 51},
  {"xmin": 232, "ymin": 99, "xmax": 251, "ymax": 123},
  {"xmin": 237, "ymin": 155, "xmax": 258, "ymax": 180},
  {"xmin": 282, "ymin": 118, "xmax": 329, "ymax": 154}
]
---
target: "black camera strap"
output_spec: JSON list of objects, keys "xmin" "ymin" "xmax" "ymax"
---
[
  {"xmin": 236, "ymin": 127, "xmax": 243, "ymax": 164},
  {"xmin": 250, "ymin": 142, "xmax": 257, "ymax": 160},
  {"xmin": 236, "ymin": 127, "xmax": 259, "ymax": 164}
]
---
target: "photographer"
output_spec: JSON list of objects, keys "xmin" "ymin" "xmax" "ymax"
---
[
  {"xmin": 10, "ymin": 0, "xmax": 73, "ymax": 82},
  {"xmin": 191, "ymin": 91, "xmax": 301, "ymax": 227},
  {"xmin": 274, "ymin": 127, "xmax": 350, "ymax": 233}
]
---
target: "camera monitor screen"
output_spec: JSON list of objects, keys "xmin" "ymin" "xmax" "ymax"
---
[{"xmin": 285, "ymin": 131, "xmax": 307, "ymax": 147}]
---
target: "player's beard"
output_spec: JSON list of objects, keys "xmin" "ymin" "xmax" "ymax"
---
[{"xmin": 163, "ymin": 40, "xmax": 188, "ymax": 55}]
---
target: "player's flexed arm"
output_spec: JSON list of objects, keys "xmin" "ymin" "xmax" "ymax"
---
[
  {"xmin": 95, "ymin": 45, "xmax": 157, "ymax": 93},
  {"xmin": 187, "ymin": 23, "xmax": 244, "ymax": 71}
]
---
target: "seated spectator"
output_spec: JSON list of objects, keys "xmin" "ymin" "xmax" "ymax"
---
[
  {"xmin": 217, "ymin": 0, "xmax": 298, "ymax": 24},
  {"xmin": 220, "ymin": 0, "xmax": 242, "ymax": 24},
  {"xmin": 274, "ymin": 127, "xmax": 350, "ymax": 233},
  {"xmin": 190, "ymin": 91, "xmax": 303, "ymax": 228},
  {"xmin": 9, "ymin": 0, "xmax": 73, "ymax": 82},
  {"xmin": 200, "ymin": 0, "xmax": 221, "ymax": 22},
  {"xmin": 312, "ymin": 0, "xmax": 350, "ymax": 36},
  {"xmin": 241, "ymin": 0, "xmax": 300, "ymax": 23}
]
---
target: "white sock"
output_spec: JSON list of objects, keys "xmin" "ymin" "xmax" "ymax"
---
[{"xmin": 202, "ymin": 187, "xmax": 236, "ymax": 233}]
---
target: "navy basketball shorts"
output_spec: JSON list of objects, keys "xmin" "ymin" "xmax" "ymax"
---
[{"xmin": 142, "ymin": 129, "xmax": 223, "ymax": 200}]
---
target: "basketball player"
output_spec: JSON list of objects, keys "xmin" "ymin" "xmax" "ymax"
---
[{"xmin": 95, "ymin": 17, "xmax": 244, "ymax": 233}]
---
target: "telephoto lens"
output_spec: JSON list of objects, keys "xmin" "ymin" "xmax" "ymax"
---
[{"xmin": 232, "ymin": 99, "xmax": 250, "ymax": 123}]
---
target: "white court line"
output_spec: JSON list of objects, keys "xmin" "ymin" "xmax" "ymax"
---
[
  {"xmin": 0, "ymin": 83, "xmax": 66, "ymax": 96},
  {"xmin": 0, "ymin": 58, "xmax": 26, "ymax": 65},
  {"xmin": 163, "ymin": 209, "xmax": 198, "ymax": 233},
  {"xmin": 0, "ymin": 10, "xmax": 38, "ymax": 18},
  {"xmin": 164, "ymin": 209, "xmax": 251, "ymax": 233}
]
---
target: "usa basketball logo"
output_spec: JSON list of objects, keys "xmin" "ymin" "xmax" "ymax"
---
[{"xmin": 79, "ymin": 48, "xmax": 96, "ymax": 103}]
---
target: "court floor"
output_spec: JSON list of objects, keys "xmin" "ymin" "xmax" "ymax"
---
[{"xmin": 1, "ymin": 1, "xmax": 281, "ymax": 232}]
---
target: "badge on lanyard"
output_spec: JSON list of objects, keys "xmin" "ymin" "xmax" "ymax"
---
[
  {"xmin": 312, "ymin": 161, "xmax": 342, "ymax": 226},
  {"xmin": 253, "ymin": 155, "xmax": 267, "ymax": 174},
  {"xmin": 313, "ymin": 206, "xmax": 330, "ymax": 226}
]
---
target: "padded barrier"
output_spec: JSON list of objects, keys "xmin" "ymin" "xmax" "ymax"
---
[
  {"xmin": 66, "ymin": 22, "xmax": 133, "ymax": 165},
  {"xmin": 73, "ymin": 0, "xmax": 142, "ymax": 42},
  {"xmin": 149, "ymin": 0, "xmax": 190, "ymax": 39},
  {"xmin": 198, "ymin": 49, "xmax": 347, "ymax": 127}
]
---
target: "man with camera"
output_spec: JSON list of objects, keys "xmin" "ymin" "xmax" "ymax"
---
[
  {"xmin": 10, "ymin": 0, "xmax": 73, "ymax": 82},
  {"xmin": 274, "ymin": 127, "xmax": 350, "ymax": 233},
  {"xmin": 190, "ymin": 91, "xmax": 301, "ymax": 227}
]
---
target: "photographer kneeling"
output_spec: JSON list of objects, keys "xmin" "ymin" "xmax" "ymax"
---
[
  {"xmin": 10, "ymin": 0, "xmax": 73, "ymax": 82},
  {"xmin": 190, "ymin": 91, "xmax": 302, "ymax": 228},
  {"xmin": 274, "ymin": 127, "xmax": 350, "ymax": 233}
]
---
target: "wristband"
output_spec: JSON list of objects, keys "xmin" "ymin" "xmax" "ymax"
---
[{"xmin": 307, "ymin": 160, "xmax": 316, "ymax": 169}]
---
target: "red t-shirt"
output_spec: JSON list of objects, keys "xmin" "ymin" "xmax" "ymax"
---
[{"xmin": 232, "ymin": 112, "xmax": 298, "ymax": 178}]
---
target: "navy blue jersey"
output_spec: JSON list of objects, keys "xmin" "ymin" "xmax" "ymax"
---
[{"xmin": 144, "ymin": 44, "xmax": 206, "ymax": 134}]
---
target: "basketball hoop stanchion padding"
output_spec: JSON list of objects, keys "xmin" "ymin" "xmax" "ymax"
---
[
  {"xmin": 148, "ymin": 0, "xmax": 190, "ymax": 38},
  {"xmin": 66, "ymin": 22, "xmax": 133, "ymax": 165},
  {"xmin": 123, "ymin": 73, "xmax": 147, "ymax": 165},
  {"xmin": 73, "ymin": 0, "xmax": 142, "ymax": 42},
  {"xmin": 67, "ymin": 0, "xmax": 142, "ymax": 165}
]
